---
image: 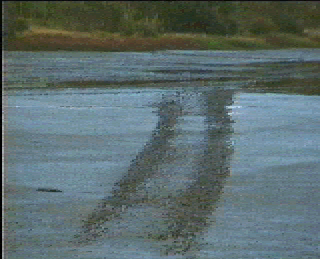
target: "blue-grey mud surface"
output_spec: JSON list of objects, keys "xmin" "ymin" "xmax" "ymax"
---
[{"xmin": 4, "ymin": 49, "xmax": 320, "ymax": 259}]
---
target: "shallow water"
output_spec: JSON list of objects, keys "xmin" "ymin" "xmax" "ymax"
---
[{"xmin": 4, "ymin": 50, "xmax": 320, "ymax": 259}]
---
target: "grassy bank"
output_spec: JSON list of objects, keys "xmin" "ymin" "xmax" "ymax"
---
[{"xmin": 6, "ymin": 26, "xmax": 320, "ymax": 52}]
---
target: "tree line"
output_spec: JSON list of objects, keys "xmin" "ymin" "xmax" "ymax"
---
[{"xmin": 5, "ymin": 1, "xmax": 320, "ymax": 38}]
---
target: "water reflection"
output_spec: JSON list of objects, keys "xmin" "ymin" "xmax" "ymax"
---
[{"xmin": 76, "ymin": 87, "xmax": 234, "ymax": 256}]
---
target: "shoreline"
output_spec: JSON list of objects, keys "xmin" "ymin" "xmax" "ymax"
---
[
  {"xmin": 5, "ymin": 26, "xmax": 320, "ymax": 52},
  {"xmin": 4, "ymin": 29, "xmax": 319, "ymax": 96}
]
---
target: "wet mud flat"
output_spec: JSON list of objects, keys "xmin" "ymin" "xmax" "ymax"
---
[
  {"xmin": 4, "ymin": 49, "xmax": 320, "ymax": 258},
  {"xmin": 246, "ymin": 77, "xmax": 320, "ymax": 95},
  {"xmin": 241, "ymin": 61, "xmax": 320, "ymax": 95},
  {"xmin": 73, "ymin": 88, "xmax": 235, "ymax": 256},
  {"xmin": 4, "ymin": 56, "xmax": 319, "ymax": 96},
  {"xmin": 5, "ymin": 85, "xmax": 320, "ymax": 258},
  {"xmin": 4, "ymin": 86, "xmax": 235, "ymax": 257}
]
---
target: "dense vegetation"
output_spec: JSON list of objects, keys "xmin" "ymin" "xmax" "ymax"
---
[{"xmin": 5, "ymin": 1, "xmax": 320, "ymax": 38}]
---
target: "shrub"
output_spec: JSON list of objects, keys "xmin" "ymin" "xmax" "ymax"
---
[
  {"xmin": 249, "ymin": 18, "xmax": 279, "ymax": 35},
  {"xmin": 273, "ymin": 14, "xmax": 304, "ymax": 35},
  {"xmin": 119, "ymin": 22, "xmax": 136, "ymax": 37},
  {"xmin": 120, "ymin": 17, "xmax": 162, "ymax": 37},
  {"xmin": 8, "ymin": 17, "xmax": 30, "ymax": 38},
  {"xmin": 135, "ymin": 18, "xmax": 161, "ymax": 37}
]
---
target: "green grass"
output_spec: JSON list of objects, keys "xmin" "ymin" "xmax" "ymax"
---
[{"xmin": 7, "ymin": 26, "xmax": 320, "ymax": 52}]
